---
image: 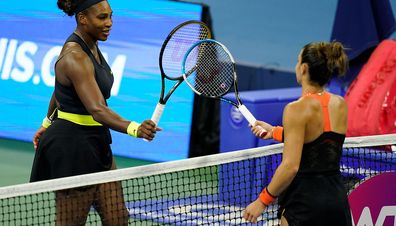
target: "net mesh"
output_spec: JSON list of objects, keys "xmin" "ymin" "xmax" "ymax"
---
[{"xmin": 0, "ymin": 134, "xmax": 395, "ymax": 225}]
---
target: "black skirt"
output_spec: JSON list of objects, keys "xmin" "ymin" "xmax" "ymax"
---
[
  {"xmin": 30, "ymin": 119, "xmax": 113, "ymax": 182},
  {"xmin": 277, "ymin": 172, "xmax": 353, "ymax": 226}
]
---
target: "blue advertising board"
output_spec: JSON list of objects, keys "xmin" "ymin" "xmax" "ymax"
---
[{"xmin": 0, "ymin": 0, "xmax": 202, "ymax": 161}]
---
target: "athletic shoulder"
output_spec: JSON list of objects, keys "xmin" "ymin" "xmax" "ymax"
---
[
  {"xmin": 57, "ymin": 43, "xmax": 91, "ymax": 70},
  {"xmin": 287, "ymin": 96, "xmax": 312, "ymax": 111},
  {"xmin": 56, "ymin": 43, "xmax": 93, "ymax": 80},
  {"xmin": 281, "ymin": 99, "xmax": 309, "ymax": 137},
  {"xmin": 284, "ymin": 99, "xmax": 309, "ymax": 121},
  {"xmin": 60, "ymin": 42, "xmax": 88, "ymax": 61},
  {"xmin": 330, "ymin": 93, "xmax": 347, "ymax": 109}
]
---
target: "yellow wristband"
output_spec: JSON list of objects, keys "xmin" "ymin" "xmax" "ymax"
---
[
  {"xmin": 42, "ymin": 117, "xmax": 52, "ymax": 129},
  {"xmin": 127, "ymin": 121, "xmax": 140, "ymax": 137}
]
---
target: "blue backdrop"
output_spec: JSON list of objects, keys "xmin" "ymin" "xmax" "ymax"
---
[{"xmin": 0, "ymin": 0, "xmax": 202, "ymax": 161}]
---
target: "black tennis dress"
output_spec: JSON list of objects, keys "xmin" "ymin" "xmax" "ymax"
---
[
  {"xmin": 30, "ymin": 33, "xmax": 114, "ymax": 182},
  {"xmin": 277, "ymin": 92, "xmax": 353, "ymax": 226}
]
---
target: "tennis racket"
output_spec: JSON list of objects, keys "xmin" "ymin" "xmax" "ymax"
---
[
  {"xmin": 150, "ymin": 20, "xmax": 212, "ymax": 126},
  {"xmin": 182, "ymin": 39, "xmax": 267, "ymax": 136}
]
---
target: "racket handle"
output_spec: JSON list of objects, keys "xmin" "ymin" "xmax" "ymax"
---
[
  {"xmin": 151, "ymin": 103, "xmax": 165, "ymax": 125},
  {"xmin": 238, "ymin": 104, "xmax": 257, "ymax": 126},
  {"xmin": 238, "ymin": 104, "xmax": 267, "ymax": 137},
  {"xmin": 143, "ymin": 103, "xmax": 165, "ymax": 142}
]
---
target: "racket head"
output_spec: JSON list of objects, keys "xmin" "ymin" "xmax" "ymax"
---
[
  {"xmin": 182, "ymin": 39, "xmax": 237, "ymax": 98},
  {"xmin": 159, "ymin": 20, "xmax": 212, "ymax": 81}
]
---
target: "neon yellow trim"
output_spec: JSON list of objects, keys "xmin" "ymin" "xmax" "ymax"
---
[
  {"xmin": 127, "ymin": 121, "xmax": 140, "ymax": 137},
  {"xmin": 58, "ymin": 110, "xmax": 102, "ymax": 126},
  {"xmin": 42, "ymin": 117, "xmax": 52, "ymax": 128}
]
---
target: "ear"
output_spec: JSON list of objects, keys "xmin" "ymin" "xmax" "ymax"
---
[
  {"xmin": 77, "ymin": 13, "xmax": 88, "ymax": 25},
  {"xmin": 301, "ymin": 63, "xmax": 309, "ymax": 75}
]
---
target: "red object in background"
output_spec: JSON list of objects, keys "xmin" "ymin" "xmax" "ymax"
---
[
  {"xmin": 380, "ymin": 79, "xmax": 396, "ymax": 134},
  {"xmin": 345, "ymin": 40, "xmax": 396, "ymax": 137}
]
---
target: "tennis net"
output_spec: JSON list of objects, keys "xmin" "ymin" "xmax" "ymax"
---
[{"xmin": 0, "ymin": 134, "xmax": 395, "ymax": 225}]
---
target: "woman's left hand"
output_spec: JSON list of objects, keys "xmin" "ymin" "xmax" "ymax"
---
[
  {"xmin": 243, "ymin": 198, "xmax": 267, "ymax": 223},
  {"xmin": 32, "ymin": 126, "xmax": 47, "ymax": 150}
]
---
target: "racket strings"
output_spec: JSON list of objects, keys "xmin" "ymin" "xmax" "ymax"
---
[
  {"xmin": 184, "ymin": 42, "xmax": 235, "ymax": 97},
  {"xmin": 162, "ymin": 24, "xmax": 210, "ymax": 79}
]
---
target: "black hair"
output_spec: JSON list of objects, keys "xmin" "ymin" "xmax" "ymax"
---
[{"xmin": 57, "ymin": 0, "xmax": 81, "ymax": 16}]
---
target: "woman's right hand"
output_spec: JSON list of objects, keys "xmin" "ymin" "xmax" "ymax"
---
[
  {"xmin": 137, "ymin": 120, "xmax": 162, "ymax": 141},
  {"xmin": 33, "ymin": 126, "xmax": 47, "ymax": 150},
  {"xmin": 251, "ymin": 121, "xmax": 273, "ymax": 139}
]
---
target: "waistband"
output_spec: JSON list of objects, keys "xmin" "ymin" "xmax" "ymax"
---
[
  {"xmin": 58, "ymin": 110, "xmax": 102, "ymax": 126},
  {"xmin": 296, "ymin": 169, "xmax": 340, "ymax": 177}
]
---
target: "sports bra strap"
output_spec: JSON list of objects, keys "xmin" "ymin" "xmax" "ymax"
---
[{"xmin": 302, "ymin": 92, "xmax": 331, "ymax": 132}]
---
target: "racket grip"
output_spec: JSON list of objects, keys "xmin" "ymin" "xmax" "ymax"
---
[
  {"xmin": 238, "ymin": 104, "xmax": 257, "ymax": 126},
  {"xmin": 239, "ymin": 104, "xmax": 267, "ymax": 137},
  {"xmin": 143, "ymin": 103, "xmax": 165, "ymax": 142},
  {"xmin": 151, "ymin": 103, "xmax": 165, "ymax": 125}
]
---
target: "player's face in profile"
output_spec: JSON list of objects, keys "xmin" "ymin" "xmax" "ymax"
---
[
  {"xmin": 85, "ymin": 1, "xmax": 113, "ymax": 41},
  {"xmin": 295, "ymin": 50, "xmax": 303, "ymax": 84}
]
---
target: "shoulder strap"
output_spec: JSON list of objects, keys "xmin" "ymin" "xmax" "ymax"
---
[{"xmin": 303, "ymin": 92, "xmax": 332, "ymax": 131}]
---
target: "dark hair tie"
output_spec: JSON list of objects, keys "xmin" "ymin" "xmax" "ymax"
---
[{"xmin": 75, "ymin": 0, "xmax": 105, "ymax": 14}]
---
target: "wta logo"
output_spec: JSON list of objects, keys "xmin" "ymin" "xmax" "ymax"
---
[
  {"xmin": 0, "ymin": 37, "xmax": 126, "ymax": 96},
  {"xmin": 349, "ymin": 172, "xmax": 396, "ymax": 226}
]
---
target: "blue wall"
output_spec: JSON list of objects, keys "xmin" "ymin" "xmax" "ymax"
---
[{"xmin": 185, "ymin": 0, "xmax": 396, "ymax": 71}]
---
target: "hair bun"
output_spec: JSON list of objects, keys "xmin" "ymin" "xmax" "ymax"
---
[
  {"xmin": 57, "ymin": 0, "xmax": 77, "ymax": 16},
  {"xmin": 325, "ymin": 41, "xmax": 348, "ymax": 75}
]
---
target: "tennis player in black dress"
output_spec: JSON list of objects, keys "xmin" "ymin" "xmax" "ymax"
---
[
  {"xmin": 244, "ymin": 41, "xmax": 352, "ymax": 226},
  {"xmin": 30, "ymin": 0, "xmax": 160, "ymax": 225}
]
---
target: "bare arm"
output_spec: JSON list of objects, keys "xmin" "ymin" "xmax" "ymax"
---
[
  {"xmin": 46, "ymin": 92, "xmax": 57, "ymax": 119},
  {"xmin": 266, "ymin": 102, "xmax": 305, "ymax": 195},
  {"xmin": 32, "ymin": 92, "xmax": 58, "ymax": 149},
  {"xmin": 244, "ymin": 101, "xmax": 306, "ymax": 223}
]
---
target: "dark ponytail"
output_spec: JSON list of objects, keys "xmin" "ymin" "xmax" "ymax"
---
[{"xmin": 301, "ymin": 41, "xmax": 348, "ymax": 86}]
